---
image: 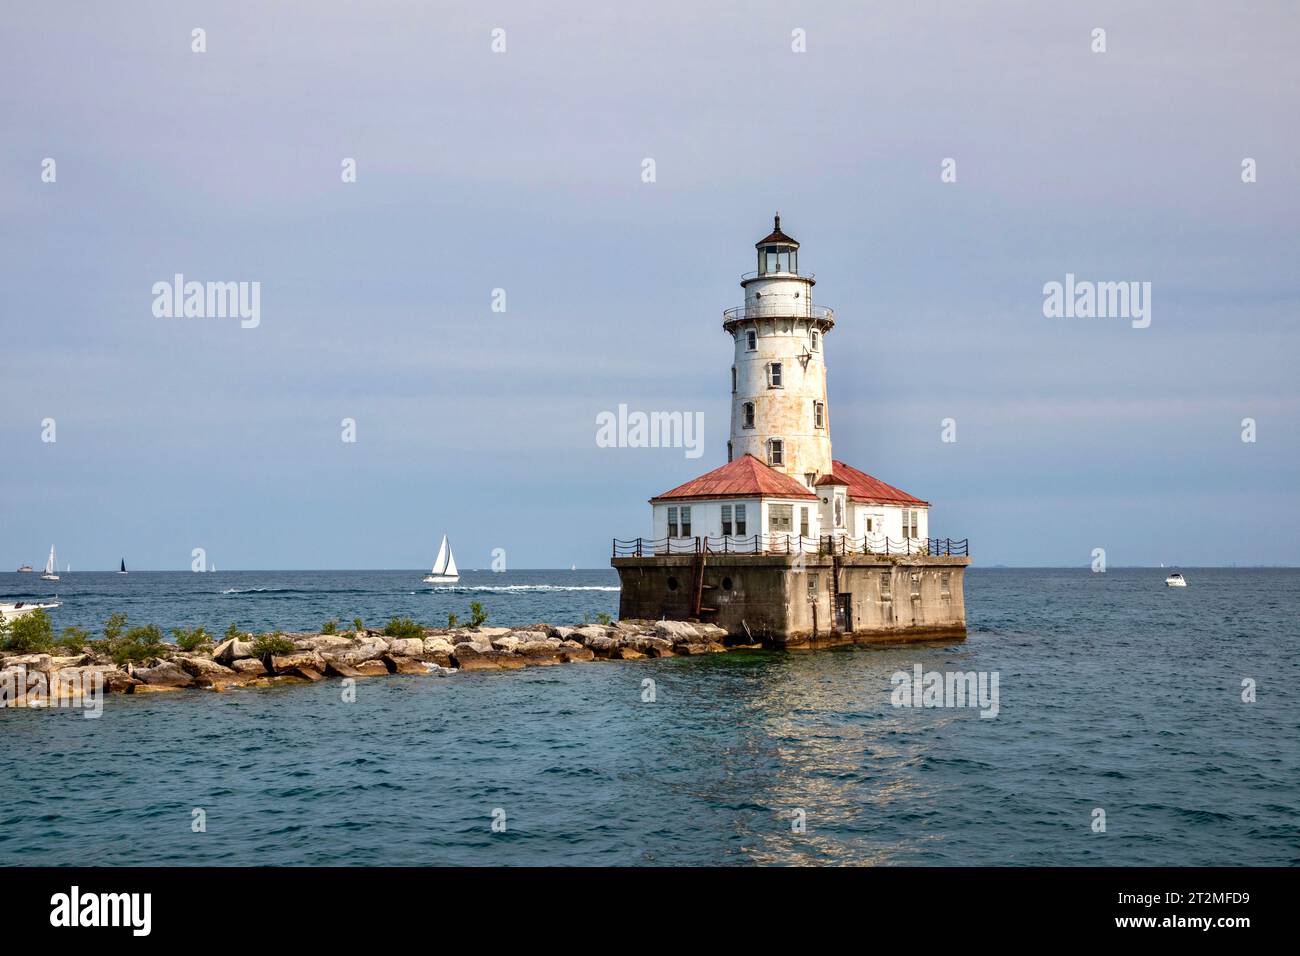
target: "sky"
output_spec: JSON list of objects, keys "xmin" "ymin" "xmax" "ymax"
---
[{"xmin": 2, "ymin": 1, "xmax": 1298, "ymax": 569}]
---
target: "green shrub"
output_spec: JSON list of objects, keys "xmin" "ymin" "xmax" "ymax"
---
[
  {"xmin": 382, "ymin": 617, "xmax": 424, "ymax": 640},
  {"xmin": 109, "ymin": 624, "xmax": 167, "ymax": 666},
  {"xmin": 224, "ymin": 622, "xmax": 243, "ymax": 641},
  {"xmin": 103, "ymin": 611, "xmax": 128, "ymax": 642},
  {"xmin": 353, "ymin": 617, "xmax": 365, "ymax": 633},
  {"xmin": 321, "ymin": 619, "xmax": 338, "ymax": 635},
  {"xmin": 595, "ymin": 612, "xmax": 612, "ymax": 626},
  {"xmin": 1, "ymin": 609, "xmax": 55, "ymax": 653},
  {"xmin": 57, "ymin": 625, "xmax": 92, "ymax": 654},
  {"xmin": 251, "ymin": 633, "xmax": 294, "ymax": 658},
  {"xmin": 447, "ymin": 612, "xmax": 458, "ymax": 629},
  {"xmin": 468, "ymin": 601, "xmax": 488, "ymax": 628},
  {"xmin": 172, "ymin": 626, "xmax": 209, "ymax": 652}
]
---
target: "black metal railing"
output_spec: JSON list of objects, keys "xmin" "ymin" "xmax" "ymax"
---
[
  {"xmin": 722, "ymin": 298, "xmax": 835, "ymax": 324},
  {"xmin": 612, "ymin": 535, "xmax": 969, "ymax": 558}
]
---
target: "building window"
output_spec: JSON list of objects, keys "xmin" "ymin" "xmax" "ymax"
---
[
  {"xmin": 880, "ymin": 573, "xmax": 892, "ymax": 600},
  {"xmin": 865, "ymin": 517, "xmax": 875, "ymax": 533},
  {"xmin": 746, "ymin": 329, "xmax": 757, "ymax": 351},
  {"xmin": 767, "ymin": 362, "xmax": 783, "ymax": 388},
  {"xmin": 910, "ymin": 572, "xmax": 922, "ymax": 599},
  {"xmin": 769, "ymin": 503, "xmax": 793, "ymax": 533},
  {"xmin": 810, "ymin": 329, "xmax": 820, "ymax": 351},
  {"xmin": 768, "ymin": 438, "xmax": 784, "ymax": 467},
  {"xmin": 800, "ymin": 506, "xmax": 809, "ymax": 537},
  {"xmin": 721, "ymin": 504, "xmax": 733, "ymax": 536},
  {"xmin": 813, "ymin": 401, "xmax": 825, "ymax": 429},
  {"xmin": 680, "ymin": 506, "xmax": 692, "ymax": 537},
  {"xmin": 743, "ymin": 402, "xmax": 755, "ymax": 429},
  {"xmin": 940, "ymin": 572, "xmax": 951, "ymax": 596},
  {"xmin": 807, "ymin": 574, "xmax": 818, "ymax": 597},
  {"xmin": 735, "ymin": 504, "xmax": 747, "ymax": 535},
  {"xmin": 667, "ymin": 507, "xmax": 678, "ymax": 537},
  {"xmin": 834, "ymin": 494, "xmax": 844, "ymax": 528},
  {"xmin": 903, "ymin": 509, "xmax": 920, "ymax": 538}
]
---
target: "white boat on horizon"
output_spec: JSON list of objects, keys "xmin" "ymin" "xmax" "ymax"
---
[
  {"xmin": 40, "ymin": 546, "xmax": 60, "ymax": 582},
  {"xmin": 1165, "ymin": 571, "xmax": 1187, "ymax": 587},
  {"xmin": 0, "ymin": 599, "xmax": 60, "ymax": 621},
  {"xmin": 423, "ymin": 535, "xmax": 459, "ymax": 584}
]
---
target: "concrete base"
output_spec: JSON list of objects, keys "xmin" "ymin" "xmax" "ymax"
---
[{"xmin": 612, "ymin": 553, "xmax": 968, "ymax": 648}]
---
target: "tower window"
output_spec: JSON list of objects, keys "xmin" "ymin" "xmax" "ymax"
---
[
  {"xmin": 810, "ymin": 329, "xmax": 820, "ymax": 351},
  {"xmin": 727, "ymin": 440, "xmax": 733, "ymax": 462},
  {"xmin": 767, "ymin": 362, "xmax": 783, "ymax": 388},
  {"xmin": 805, "ymin": 472, "xmax": 816, "ymax": 488},
  {"xmin": 813, "ymin": 401, "xmax": 825, "ymax": 428},
  {"xmin": 768, "ymin": 439, "xmax": 784, "ymax": 467},
  {"xmin": 743, "ymin": 402, "xmax": 755, "ymax": 429},
  {"xmin": 746, "ymin": 330, "xmax": 757, "ymax": 351},
  {"xmin": 731, "ymin": 366, "xmax": 736, "ymax": 393}
]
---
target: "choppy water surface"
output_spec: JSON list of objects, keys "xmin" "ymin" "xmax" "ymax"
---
[{"xmin": 2, "ymin": 568, "xmax": 1297, "ymax": 865}]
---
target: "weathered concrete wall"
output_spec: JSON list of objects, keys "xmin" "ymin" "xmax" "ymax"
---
[{"xmin": 613, "ymin": 553, "xmax": 968, "ymax": 648}]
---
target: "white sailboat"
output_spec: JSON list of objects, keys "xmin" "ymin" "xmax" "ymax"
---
[
  {"xmin": 423, "ymin": 535, "xmax": 459, "ymax": 584},
  {"xmin": 40, "ymin": 546, "xmax": 59, "ymax": 581}
]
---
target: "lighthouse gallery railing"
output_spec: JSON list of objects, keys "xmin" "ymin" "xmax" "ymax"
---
[{"xmin": 612, "ymin": 535, "xmax": 969, "ymax": 558}]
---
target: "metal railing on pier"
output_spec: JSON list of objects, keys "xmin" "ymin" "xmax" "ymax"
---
[{"xmin": 612, "ymin": 535, "xmax": 969, "ymax": 558}]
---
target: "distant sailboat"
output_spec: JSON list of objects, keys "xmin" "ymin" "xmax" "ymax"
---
[
  {"xmin": 423, "ymin": 535, "xmax": 459, "ymax": 584},
  {"xmin": 118, "ymin": 558, "xmax": 127, "ymax": 574},
  {"xmin": 16, "ymin": 564, "xmax": 33, "ymax": 573},
  {"xmin": 40, "ymin": 546, "xmax": 60, "ymax": 582},
  {"xmin": 571, "ymin": 564, "xmax": 577, "ymax": 571},
  {"xmin": 210, "ymin": 562, "xmax": 217, "ymax": 572}
]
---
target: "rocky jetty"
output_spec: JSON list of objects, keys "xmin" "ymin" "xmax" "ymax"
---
[{"xmin": 0, "ymin": 620, "xmax": 741, "ymax": 706}]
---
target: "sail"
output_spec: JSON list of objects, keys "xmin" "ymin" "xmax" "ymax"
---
[
  {"xmin": 431, "ymin": 535, "xmax": 448, "ymax": 575},
  {"xmin": 443, "ymin": 542, "xmax": 458, "ymax": 577},
  {"xmin": 120, "ymin": 559, "xmax": 126, "ymax": 572},
  {"xmin": 45, "ymin": 546, "xmax": 56, "ymax": 575}
]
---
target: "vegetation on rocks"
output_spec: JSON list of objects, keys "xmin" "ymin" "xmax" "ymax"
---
[
  {"xmin": 251, "ymin": 633, "xmax": 295, "ymax": 658},
  {"xmin": 382, "ymin": 617, "xmax": 425, "ymax": 640},
  {"xmin": 0, "ymin": 608, "xmax": 55, "ymax": 652},
  {"xmin": 109, "ymin": 623, "xmax": 168, "ymax": 665},
  {"xmin": 172, "ymin": 626, "xmax": 210, "ymax": 651}
]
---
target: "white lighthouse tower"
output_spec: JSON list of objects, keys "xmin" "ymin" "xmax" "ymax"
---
[
  {"xmin": 615, "ymin": 213, "xmax": 968, "ymax": 647},
  {"xmin": 725, "ymin": 214, "xmax": 834, "ymax": 489}
]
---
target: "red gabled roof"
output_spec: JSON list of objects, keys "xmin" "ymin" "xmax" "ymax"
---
[
  {"xmin": 651, "ymin": 454, "xmax": 818, "ymax": 502},
  {"xmin": 814, "ymin": 460, "xmax": 929, "ymax": 506}
]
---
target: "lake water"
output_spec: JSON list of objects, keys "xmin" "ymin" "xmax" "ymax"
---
[{"xmin": 2, "ymin": 568, "xmax": 1297, "ymax": 866}]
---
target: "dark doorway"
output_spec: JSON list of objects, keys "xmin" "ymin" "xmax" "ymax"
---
[{"xmin": 835, "ymin": 593, "xmax": 852, "ymax": 632}]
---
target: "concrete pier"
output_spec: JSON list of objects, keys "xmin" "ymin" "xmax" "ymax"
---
[{"xmin": 613, "ymin": 552, "xmax": 968, "ymax": 647}]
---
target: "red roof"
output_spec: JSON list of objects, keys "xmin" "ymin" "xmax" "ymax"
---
[
  {"xmin": 814, "ymin": 460, "xmax": 929, "ymax": 506},
  {"xmin": 651, "ymin": 454, "xmax": 818, "ymax": 502}
]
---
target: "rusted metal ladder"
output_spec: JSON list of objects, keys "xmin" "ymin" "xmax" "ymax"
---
[{"xmin": 691, "ymin": 542, "xmax": 717, "ymax": 618}]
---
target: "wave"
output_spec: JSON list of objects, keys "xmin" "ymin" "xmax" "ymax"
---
[
  {"xmin": 221, "ymin": 587, "xmax": 375, "ymax": 596},
  {"xmin": 424, "ymin": 585, "xmax": 621, "ymax": 593}
]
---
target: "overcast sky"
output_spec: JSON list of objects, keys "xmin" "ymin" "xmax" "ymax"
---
[{"xmin": 2, "ymin": 1, "xmax": 1297, "ymax": 569}]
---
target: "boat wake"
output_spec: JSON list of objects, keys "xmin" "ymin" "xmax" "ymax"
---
[{"xmin": 425, "ymin": 585, "xmax": 621, "ymax": 593}]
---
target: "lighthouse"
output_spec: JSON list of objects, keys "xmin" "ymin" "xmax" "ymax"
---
[
  {"xmin": 612, "ymin": 215, "xmax": 969, "ymax": 647},
  {"xmin": 726, "ymin": 214, "xmax": 834, "ymax": 487}
]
